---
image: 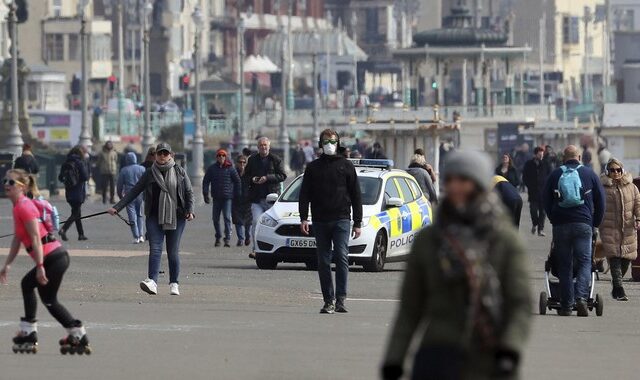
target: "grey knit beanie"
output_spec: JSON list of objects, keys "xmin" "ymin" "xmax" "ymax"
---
[{"xmin": 443, "ymin": 150, "xmax": 494, "ymax": 191}]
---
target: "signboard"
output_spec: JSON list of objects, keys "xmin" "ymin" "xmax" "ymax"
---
[
  {"xmin": 497, "ymin": 122, "xmax": 535, "ymax": 158},
  {"xmin": 30, "ymin": 111, "xmax": 81, "ymax": 148}
]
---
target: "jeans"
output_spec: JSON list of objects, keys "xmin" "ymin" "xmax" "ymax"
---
[
  {"xmin": 126, "ymin": 197, "xmax": 145, "ymax": 240},
  {"xmin": 313, "ymin": 220, "xmax": 351, "ymax": 303},
  {"xmin": 146, "ymin": 215, "xmax": 186, "ymax": 284},
  {"xmin": 212, "ymin": 199, "xmax": 232, "ymax": 241},
  {"xmin": 529, "ymin": 200, "xmax": 546, "ymax": 231},
  {"xmin": 235, "ymin": 222, "xmax": 252, "ymax": 241},
  {"xmin": 552, "ymin": 223, "xmax": 592, "ymax": 308},
  {"xmin": 101, "ymin": 174, "xmax": 116, "ymax": 203},
  {"xmin": 608, "ymin": 257, "xmax": 630, "ymax": 288},
  {"xmin": 22, "ymin": 248, "xmax": 77, "ymax": 328},
  {"xmin": 251, "ymin": 200, "xmax": 272, "ymax": 251},
  {"xmin": 61, "ymin": 202, "xmax": 84, "ymax": 237}
]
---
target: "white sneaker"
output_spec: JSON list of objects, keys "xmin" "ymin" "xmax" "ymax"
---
[
  {"xmin": 139, "ymin": 278, "xmax": 157, "ymax": 295},
  {"xmin": 133, "ymin": 238, "xmax": 140, "ymax": 244},
  {"xmin": 169, "ymin": 283, "xmax": 180, "ymax": 296},
  {"xmin": 138, "ymin": 236, "xmax": 145, "ymax": 243}
]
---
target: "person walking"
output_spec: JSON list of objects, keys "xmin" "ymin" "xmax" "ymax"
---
[
  {"xmin": 365, "ymin": 142, "xmax": 387, "ymax": 159},
  {"xmin": 97, "ymin": 141, "xmax": 118, "ymax": 204},
  {"xmin": 522, "ymin": 146, "xmax": 551, "ymax": 236},
  {"xmin": 245, "ymin": 137, "xmax": 286, "ymax": 258},
  {"xmin": 495, "ymin": 153, "xmax": 520, "ymax": 187},
  {"xmin": 108, "ymin": 143, "xmax": 195, "ymax": 296},
  {"xmin": 58, "ymin": 146, "xmax": 89, "ymax": 242},
  {"xmin": 299, "ymin": 129, "xmax": 363, "ymax": 314},
  {"xmin": 543, "ymin": 145, "xmax": 605, "ymax": 316},
  {"xmin": 232, "ymin": 154, "xmax": 253, "ymax": 247},
  {"xmin": 203, "ymin": 149, "xmax": 240, "ymax": 248},
  {"xmin": 599, "ymin": 158, "xmax": 640, "ymax": 301},
  {"xmin": 117, "ymin": 152, "xmax": 146, "ymax": 244},
  {"xmin": 381, "ymin": 151, "xmax": 531, "ymax": 380},
  {"xmin": 1, "ymin": 169, "xmax": 91, "ymax": 354},
  {"xmin": 406, "ymin": 154, "xmax": 438, "ymax": 204},
  {"xmin": 414, "ymin": 148, "xmax": 437, "ymax": 184},
  {"xmin": 290, "ymin": 144, "xmax": 306, "ymax": 176},
  {"xmin": 13, "ymin": 144, "xmax": 39, "ymax": 175}
]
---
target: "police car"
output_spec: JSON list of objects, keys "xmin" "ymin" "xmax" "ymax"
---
[{"xmin": 253, "ymin": 159, "xmax": 433, "ymax": 271}]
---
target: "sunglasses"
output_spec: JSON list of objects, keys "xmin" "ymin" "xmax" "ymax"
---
[
  {"xmin": 609, "ymin": 168, "xmax": 623, "ymax": 173},
  {"xmin": 3, "ymin": 178, "xmax": 24, "ymax": 187},
  {"xmin": 156, "ymin": 151, "xmax": 171, "ymax": 157},
  {"xmin": 322, "ymin": 139, "xmax": 338, "ymax": 145}
]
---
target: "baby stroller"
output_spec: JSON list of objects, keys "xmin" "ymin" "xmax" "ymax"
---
[{"xmin": 539, "ymin": 233, "xmax": 604, "ymax": 316}]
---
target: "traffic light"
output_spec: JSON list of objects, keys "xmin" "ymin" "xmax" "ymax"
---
[
  {"xmin": 180, "ymin": 74, "xmax": 190, "ymax": 90},
  {"xmin": 431, "ymin": 79, "xmax": 438, "ymax": 89},
  {"xmin": 16, "ymin": 0, "xmax": 28, "ymax": 24},
  {"xmin": 108, "ymin": 75, "xmax": 116, "ymax": 92}
]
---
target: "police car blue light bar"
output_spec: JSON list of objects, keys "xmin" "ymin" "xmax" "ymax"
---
[{"xmin": 348, "ymin": 159, "xmax": 394, "ymax": 169}]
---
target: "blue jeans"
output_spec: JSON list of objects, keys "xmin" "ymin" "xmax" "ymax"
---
[
  {"xmin": 212, "ymin": 199, "xmax": 232, "ymax": 241},
  {"xmin": 313, "ymin": 220, "xmax": 351, "ymax": 303},
  {"xmin": 552, "ymin": 223, "xmax": 593, "ymax": 308},
  {"xmin": 146, "ymin": 215, "xmax": 186, "ymax": 284},
  {"xmin": 251, "ymin": 200, "xmax": 272, "ymax": 250},
  {"xmin": 126, "ymin": 197, "xmax": 145, "ymax": 240},
  {"xmin": 235, "ymin": 222, "xmax": 252, "ymax": 241}
]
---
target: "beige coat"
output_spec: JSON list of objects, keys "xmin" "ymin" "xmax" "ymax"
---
[{"xmin": 600, "ymin": 173, "xmax": 640, "ymax": 260}]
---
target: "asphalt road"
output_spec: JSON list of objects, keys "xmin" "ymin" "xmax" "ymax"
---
[{"xmin": 1, "ymin": 195, "xmax": 639, "ymax": 380}]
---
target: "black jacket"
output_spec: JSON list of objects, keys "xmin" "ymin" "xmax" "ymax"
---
[
  {"xmin": 494, "ymin": 165, "xmax": 520, "ymax": 187},
  {"xmin": 494, "ymin": 179, "xmax": 523, "ymax": 227},
  {"xmin": 58, "ymin": 154, "xmax": 89, "ymax": 205},
  {"xmin": 14, "ymin": 154, "xmax": 39, "ymax": 174},
  {"xmin": 244, "ymin": 153, "xmax": 287, "ymax": 202},
  {"xmin": 522, "ymin": 158, "xmax": 550, "ymax": 201},
  {"xmin": 299, "ymin": 154, "xmax": 363, "ymax": 227},
  {"xmin": 113, "ymin": 165, "xmax": 194, "ymax": 218}
]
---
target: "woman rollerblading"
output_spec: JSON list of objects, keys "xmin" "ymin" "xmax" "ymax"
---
[
  {"xmin": 59, "ymin": 325, "xmax": 92, "ymax": 355},
  {"xmin": 0, "ymin": 169, "xmax": 90, "ymax": 355}
]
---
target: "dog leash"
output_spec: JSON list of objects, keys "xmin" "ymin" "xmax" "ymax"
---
[{"xmin": 0, "ymin": 211, "xmax": 133, "ymax": 239}]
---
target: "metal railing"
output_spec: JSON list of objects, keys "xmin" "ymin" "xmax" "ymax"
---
[{"xmin": 102, "ymin": 111, "xmax": 234, "ymax": 137}]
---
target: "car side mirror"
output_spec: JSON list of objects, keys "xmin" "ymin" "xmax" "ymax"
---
[
  {"xmin": 386, "ymin": 197, "xmax": 403, "ymax": 209},
  {"xmin": 266, "ymin": 193, "xmax": 279, "ymax": 203}
]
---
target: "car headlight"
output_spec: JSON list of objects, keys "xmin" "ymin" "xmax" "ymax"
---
[
  {"xmin": 361, "ymin": 217, "xmax": 370, "ymax": 228},
  {"xmin": 259, "ymin": 214, "xmax": 278, "ymax": 228}
]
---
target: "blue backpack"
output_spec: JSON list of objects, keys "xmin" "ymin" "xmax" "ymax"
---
[{"xmin": 557, "ymin": 165, "xmax": 584, "ymax": 208}]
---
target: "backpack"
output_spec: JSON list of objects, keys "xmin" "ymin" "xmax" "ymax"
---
[
  {"xmin": 59, "ymin": 161, "xmax": 80, "ymax": 187},
  {"xmin": 31, "ymin": 196, "xmax": 60, "ymax": 233},
  {"xmin": 557, "ymin": 165, "xmax": 584, "ymax": 208}
]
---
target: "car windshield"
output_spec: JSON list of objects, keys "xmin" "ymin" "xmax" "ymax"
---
[{"xmin": 280, "ymin": 176, "xmax": 382, "ymax": 205}]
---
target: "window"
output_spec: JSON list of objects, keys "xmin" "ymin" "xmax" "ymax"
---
[
  {"xmin": 45, "ymin": 34, "xmax": 64, "ymax": 61},
  {"xmin": 384, "ymin": 178, "xmax": 401, "ymax": 201},
  {"xmin": 365, "ymin": 8, "xmax": 379, "ymax": 42},
  {"xmin": 562, "ymin": 16, "xmax": 580, "ymax": 45},
  {"xmin": 52, "ymin": 0, "xmax": 62, "ymax": 17},
  {"xmin": 395, "ymin": 178, "xmax": 414, "ymax": 203},
  {"xmin": 68, "ymin": 34, "xmax": 80, "ymax": 61},
  {"xmin": 91, "ymin": 34, "xmax": 112, "ymax": 61},
  {"xmin": 405, "ymin": 178, "xmax": 422, "ymax": 200}
]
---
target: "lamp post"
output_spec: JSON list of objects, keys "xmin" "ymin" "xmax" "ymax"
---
[
  {"xmin": 141, "ymin": 0, "xmax": 153, "ymax": 153},
  {"xmin": 4, "ymin": 0, "xmax": 23, "ymax": 156},
  {"xmin": 190, "ymin": 6, "xmax": 204, "ymax": 185},
  {"xmin": 117, "ymin": 0, "xmax": 125, "ymax": 135},
  {"xmin": 237, "ymin": 6, "xmax": 252, "ymax": 149},
  {"xmin": 78, "ymin": 0, "xmax": 92, "ymax": 148},
  {"xmin": 312, "ymin": 34, "xmax": 319, "ymax": 142}
]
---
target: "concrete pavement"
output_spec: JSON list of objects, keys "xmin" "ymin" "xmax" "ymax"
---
[{"xmin": 0, "ymin": 197, "xmax": 639, "ymax": 379}]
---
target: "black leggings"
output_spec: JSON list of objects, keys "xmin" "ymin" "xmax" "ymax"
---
[
  {"xmin": 62, "ymin": 202, "xmax": 84, "ymax": 236},
  {"xmin": 21, "ymin": 248, "xmax": 78, "ymax": 328}
]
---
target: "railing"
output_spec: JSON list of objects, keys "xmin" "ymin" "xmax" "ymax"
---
[{"xmin": 103, "ymin": 111, "xmax": 234, "ymax": 138}]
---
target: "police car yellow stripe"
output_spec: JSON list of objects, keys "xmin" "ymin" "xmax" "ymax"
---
[
  {"xmin": 387, "ymin": 207, "xmax": 402, "ymax": 237},
  {"xmin": 393, "ymin": 179, "xmax": 405, "ymax": 202},
  {"xmin": 407, "ymin": 201, "xmax": 423, "ymax": 230}
]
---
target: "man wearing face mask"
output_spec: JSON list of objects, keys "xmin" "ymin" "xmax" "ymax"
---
[{"xmin": 299, "ymin": 129, "xmax": 363, "ymax": 314}]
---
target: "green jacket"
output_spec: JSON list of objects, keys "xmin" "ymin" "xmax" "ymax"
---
[
  {"xmin": 383, "ymin": 195, "xmax": 532, "ymax": 379},
  {"xmin": 97, "ymin": 149, "xmax": 118, "ymax": 175}
]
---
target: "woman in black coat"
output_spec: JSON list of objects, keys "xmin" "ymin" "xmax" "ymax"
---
[
  {"xmin": 58, "ymin": 146, "xmax": 90, "ymax": 241},
  {"xmin": 495, "ymin": 153, "xmax": 520, "ymax": 187}
]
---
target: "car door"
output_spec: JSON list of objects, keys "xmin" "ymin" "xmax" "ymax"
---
[
  {"xmin": 390, "ymin": 177, "xmax": 418, "ymax": 257},
  {"xmin": 381, "ymin": 177, "xmax": 404, "ymax": 249}
]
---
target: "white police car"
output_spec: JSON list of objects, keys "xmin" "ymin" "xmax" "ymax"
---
[{"xmin": 254, "ymin": 159, "xmax": 433, "ymax": 271}]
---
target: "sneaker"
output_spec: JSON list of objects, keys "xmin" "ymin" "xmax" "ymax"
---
[
  {"xmin": 576, "ymin": 298, "xmax": 589, "ymax": 317},
  {"xmin": 215, "ymin": 239, "xmax": 221, "ymax": 247},
  {"xmin": 245, "ymin": 239, "xmax": 251, "ymax": 246},
  {"xmin": 320, "ymin": 301, "xmax": 335, "ymax": 314},
  {"xmin": 537, "ymin": 231, "xmax": 546, "ymax": 237},
  {"xmin": 237, "ymin": 240, "xmax": 243, "ymax": 247},
  {"xmin": 224, "ymin": 240, "xmax": 231, "ymax": 248},
  {"xmin": 59, "ymin": 230, "xmax": 68, "ymax": 242},
  {"xmin": 558, "ymin": 308, "xmax": 572, "ymax": 316},
  {"xmin": 133, "ymin": 238, "xmax": 140, "ymax": 244},
  {"xmin": 531, "ymin": 226, "xmax": 536, "ymax": 235},
  {"xmin": 139, "ymin": 278, "xmax": 158, "ymax": 295},
  {"xmin": 139, "ymin": 236, "xmax": 145, "ymax": 243},
  {"xmin": 248, "ymin": 252, "xmax": 256, "ymax": 259},
  {"xmin": 335, "ymin": 299, "xmax": 348, "ymax": 313},
  {"xmin": 169, "ymin": 283, "xmax": 180, "ymax": 296},
  {"xmin": 613, "ymin": 286, "xmax": 628, "ymax": 301},
  {"xmin": 78, "ymin": 235, "xmax": 88, "ymax": 241}
]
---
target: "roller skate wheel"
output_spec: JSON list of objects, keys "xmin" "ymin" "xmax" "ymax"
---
[
  {"xmin": 12, "ymin": 346, "xmax": 18, "ymax": 354},
  {"xmin": 60, "ymin": 346, "xmax": 68, "ymax": 355},
  {"xmin": 85, "ymin": 347, "xmax": 92, "ymax": 355}
]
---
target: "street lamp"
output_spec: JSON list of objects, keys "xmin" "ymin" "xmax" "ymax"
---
[
  {"xmin": 190, "ymin": 6, "xmax": 204, "ymax": 185},
  {"xmin": 312, "ymin": 33, "xmax": 319, "ymax": 142},
  {"xmin": 237, "ymin": 5, "xmax": 253, "ymax": 149},
  {"xmin": 77, "ymin": 0, "xmax": 92, "ymax": 148},
  {"xmin": 140, "ymin": 0, "xmax": 153, "ymax": 153},
  {"xmin": 4, "ymin": 0, "xmax": 23, "ymax": 156}
]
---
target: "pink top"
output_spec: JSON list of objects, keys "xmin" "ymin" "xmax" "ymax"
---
[{"xmin": 13, "ymin": 195, "xmax": 61, "ymax": 261}]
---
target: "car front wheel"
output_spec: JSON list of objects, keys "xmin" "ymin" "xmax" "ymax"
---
[{"xmin": 363, "ymin": 231, "xmax": 387, "ymax": 272}]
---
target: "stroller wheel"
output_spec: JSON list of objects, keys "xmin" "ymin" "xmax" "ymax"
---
[
  {"xmin": 539, "ymin": 291, "xmax": 548, "ymax": 315},
  {"xmin": 595, "ymin": 294, "xmax": 604, "ymax": 316}
]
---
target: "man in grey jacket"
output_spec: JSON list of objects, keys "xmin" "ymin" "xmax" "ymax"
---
[{"xmin": 406, "ymin": 154, "xmax": 438, "ymax": 204}]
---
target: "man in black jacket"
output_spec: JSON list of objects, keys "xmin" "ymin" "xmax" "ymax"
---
[
  {"xmin": 522, "ymin": 146, "xmax": 551, "ymax": 236},
  {"xmin": 245, "ymin": 137, "xmax": 287, "ymax": 258},
  {"xmin": 13, "ymin": 144, "xmax": 39, "ymax": 174},
  {"xmin": 299, "ymin": 129, "xmax": 363, "ymax": 314}
]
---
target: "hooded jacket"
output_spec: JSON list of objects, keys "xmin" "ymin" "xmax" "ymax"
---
[
  {"xmin": 117, "ymin": 152, "xmax": 146, "ymax": 199},
  {"xmin": 59, "ymin": 153, "xmax": 89, "ymax": 204},
  {"xmin": 14, "ymin": 152, "xmax": 39, "ymax": 174},
  {"xmin": 203, "ymin": 159, "xmax": 241, "ymax": 200},
  {"xmin": 599, "ymin": 172, "xmax": 640, "ymax": 260},
  {"xmin": 406, "ymin": 165, "xmax": 438, "ymax": 204},
  {"xmin": 97, "ymin": 145, "xmax": 118, "ymax": 175}
]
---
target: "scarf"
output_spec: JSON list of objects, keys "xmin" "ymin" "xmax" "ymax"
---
[{"xmin": 151, "ymin": 158, "xmax": 178, "ymax": 230}]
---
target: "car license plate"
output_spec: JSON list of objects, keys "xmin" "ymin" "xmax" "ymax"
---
[{"xmin": 287, "ymin": 239, "xmax": 316, "ymax": 248}]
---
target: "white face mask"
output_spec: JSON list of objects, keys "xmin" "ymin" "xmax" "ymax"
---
[{"xmin": 323, "ymin": 143, "xmax": 337, "ymax": 156}]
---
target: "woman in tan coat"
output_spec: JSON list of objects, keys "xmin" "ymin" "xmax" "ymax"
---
[{"xmin": 600, "ymin": 158, "xmax": 640, "ymax": 301}]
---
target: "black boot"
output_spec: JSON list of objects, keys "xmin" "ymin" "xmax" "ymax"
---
[{"xmin": 59, "ymin": 230, "xmax": 68, "ymax": 242}]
